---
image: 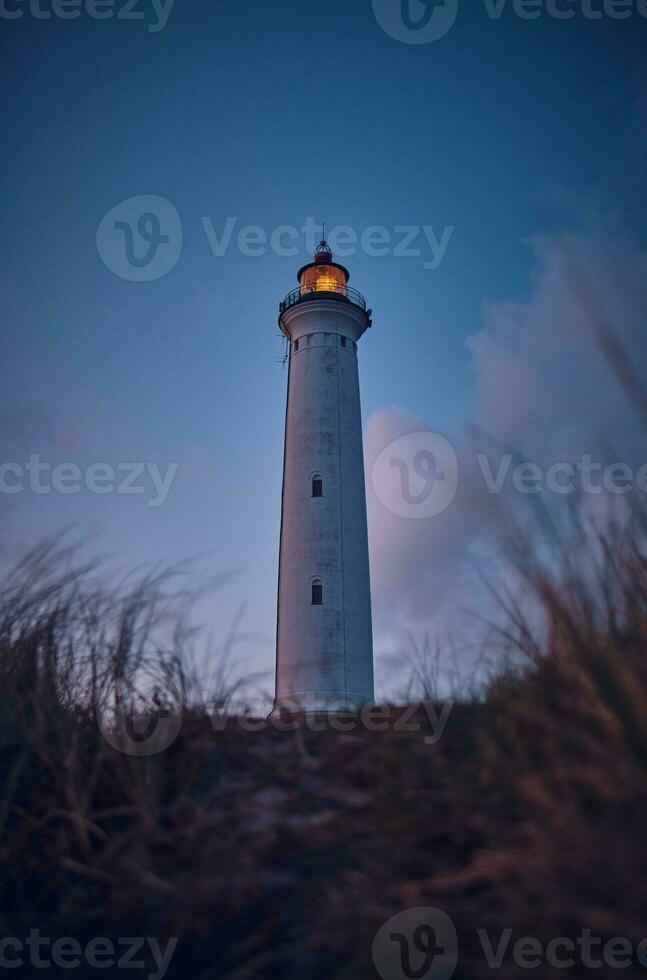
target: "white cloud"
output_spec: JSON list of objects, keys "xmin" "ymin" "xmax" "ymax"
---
[{"xmin": 366, "ymin": 232, "xmax": 647, "ymax": 692}]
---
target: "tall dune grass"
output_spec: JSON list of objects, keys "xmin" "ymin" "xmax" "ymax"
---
[{"xmin": 1, "ymin": 492, "xmax": 646, "ymax": 977}]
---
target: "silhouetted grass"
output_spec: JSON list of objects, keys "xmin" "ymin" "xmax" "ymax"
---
[{"xmin": 1, "ymin": 495, "xmax": 646, "ymax": 978}]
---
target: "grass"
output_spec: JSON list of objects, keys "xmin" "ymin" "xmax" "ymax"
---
[{"xmin": 1, "ymin": 500, "xmax": 646, "ymax": 978}]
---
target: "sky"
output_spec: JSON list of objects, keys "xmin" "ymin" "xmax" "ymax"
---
[{"xmin": 2, "ymin": 0, "xmax": 646, "ymax": 697}]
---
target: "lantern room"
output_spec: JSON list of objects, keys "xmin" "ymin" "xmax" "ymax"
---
[
  {"xmin": 297, "ymin": 240, "xmax": 349, "ymax": 298},
  {"xmin": 278, "ymin": 239, "xmax": 370, "ymax": 321}
]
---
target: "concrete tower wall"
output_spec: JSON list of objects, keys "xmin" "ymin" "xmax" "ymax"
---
[{"xmin": 275, "ymin": 298, "xmax": 374, "ymax": 712}]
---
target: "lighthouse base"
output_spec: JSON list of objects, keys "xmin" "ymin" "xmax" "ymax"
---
[{"xmin": 270, "ymin": 690, "xmax": 372, "ymax": 717}]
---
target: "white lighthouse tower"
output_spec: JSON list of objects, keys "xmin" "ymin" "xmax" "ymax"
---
[{"xmin": 274, "ymin": 240, "xmax": 374, "ymax": 713}]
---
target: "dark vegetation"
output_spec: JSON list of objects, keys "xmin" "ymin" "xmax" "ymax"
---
[{"xmin": 1, "ymin": 499, "xmax": 646, "ymax": 979}]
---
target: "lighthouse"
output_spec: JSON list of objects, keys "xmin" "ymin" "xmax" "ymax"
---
[{"xmin": 274, "ymin": 240, "xmax": 375, "ymax": 713}]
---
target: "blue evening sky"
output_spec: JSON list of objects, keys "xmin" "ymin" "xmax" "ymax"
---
[{"xmin": 2, "ymin": 0, "xmax": 645, "ymax": 690}]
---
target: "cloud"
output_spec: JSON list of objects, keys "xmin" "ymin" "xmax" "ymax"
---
[
  {"xmin": 468, "ymin": 234, "xmax": 647, "ymax": 460},
  {"xmin": 365, "ymin": 232, "xmax": 647, "ymax": 687}
]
